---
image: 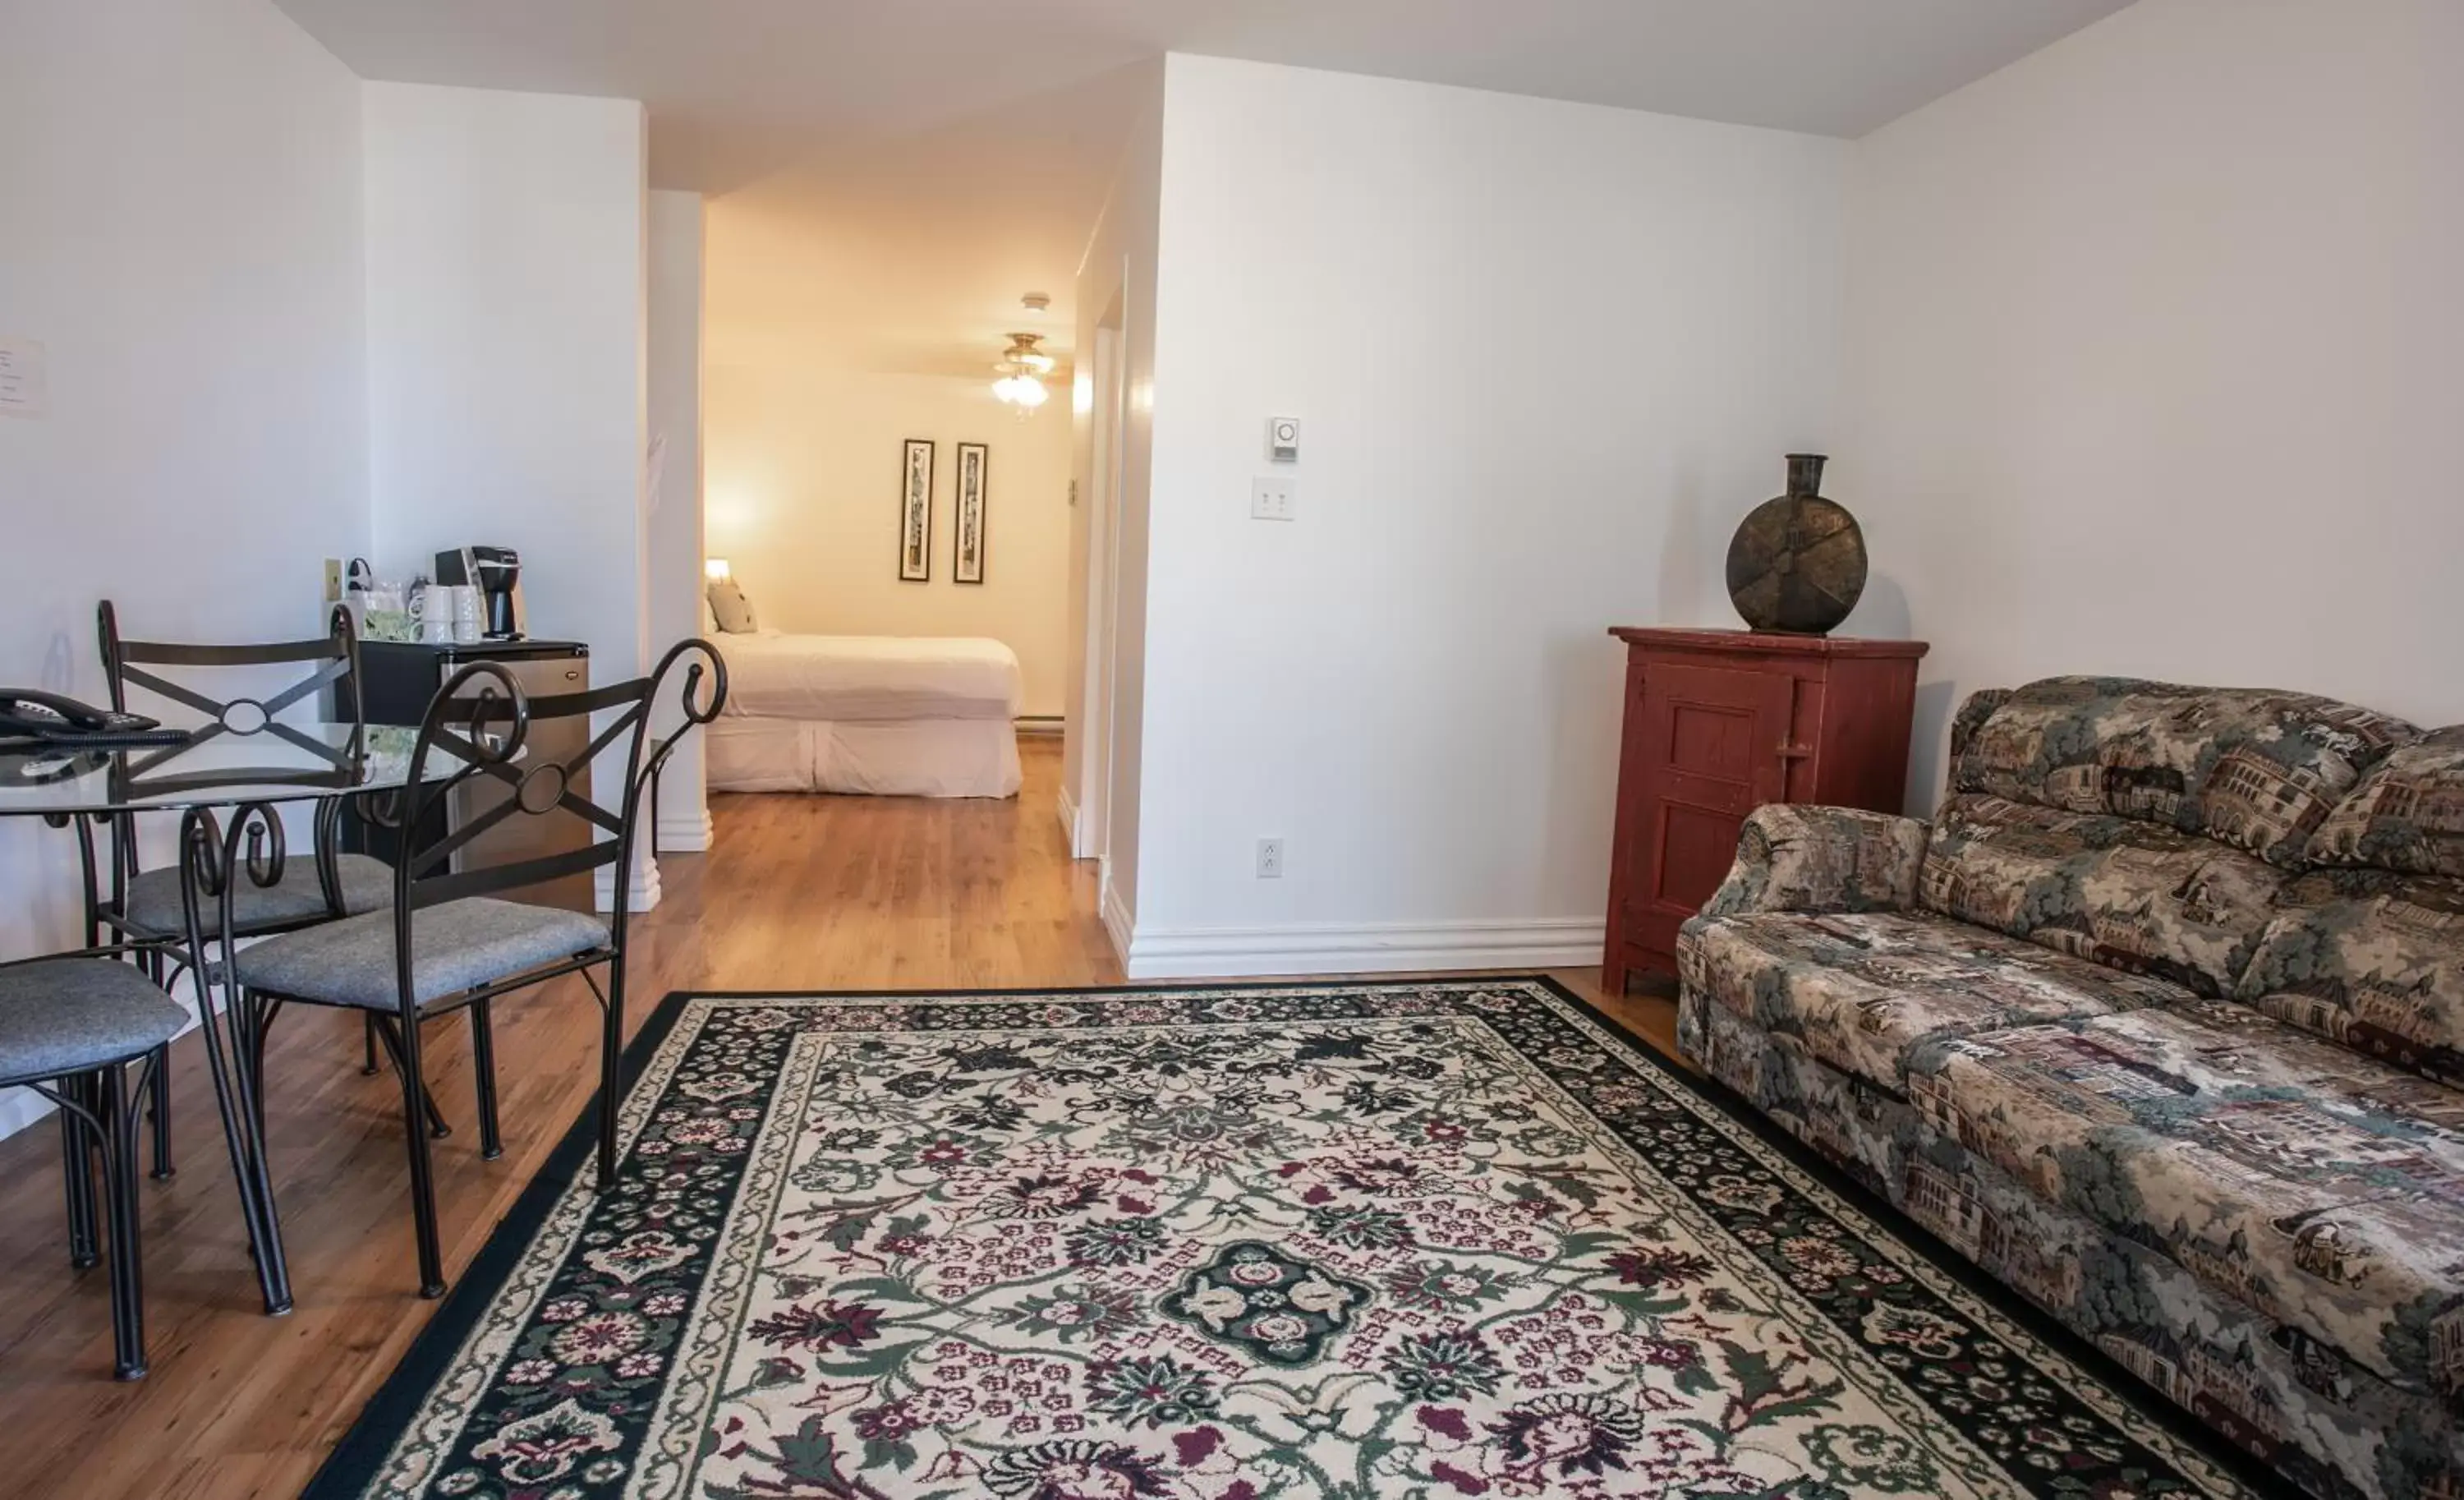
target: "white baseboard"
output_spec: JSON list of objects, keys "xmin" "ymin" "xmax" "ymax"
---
[
  {"xmin": 1101, "ymin": 880, "xmax": 1136, "ymax": 968},
  {"xmin": 595, "ymin": 858, "xmax": 663, "ymax": 913},
  {"xmin": 1122, "ymin": 917, "xmax": 1605, "ymax": 980},
  {"xmin": 657, "ymin": 811, "xmax": 715, "ymax": 853},
  {"xmin": 1056, "ymin": 785, "xmax": 1080, "ymax": 850},
  {"xmin": 0, "ymin": 1088, "xmax": 53, "ymax": 1140}
]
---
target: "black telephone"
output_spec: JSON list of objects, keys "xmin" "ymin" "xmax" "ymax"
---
[{"xmin": 0, "ymin": 690, "xmax": 191, "ymax": 748}]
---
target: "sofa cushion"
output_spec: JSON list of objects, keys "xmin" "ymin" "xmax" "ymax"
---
[
  {"xmin": 1919, "ymin": 794, "xmax": 2292, "ymax": 997},
  {"xmin": 1909, "ymin": 999, "xmax": 2464, "ymax": 1400},
  {"xmin": 2307, "ymin": 725, "xmax": 2464, "ymax": 880},
  {"xmin": 2236, "ymin": 868, "xmax": 2464, "ymax": 1087},
  {"xmin": 1953, "ymin": 677, "xmax": 2416, "ymax": 867},
  {"xmin": 1679, "ymin": 909, "xmax": 2190, "ymax": 1096}
]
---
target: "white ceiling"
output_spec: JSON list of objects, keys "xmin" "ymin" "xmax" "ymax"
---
[{"xmin": 274, "ymin": 0, "xmax": 2131, "ymax": 375}]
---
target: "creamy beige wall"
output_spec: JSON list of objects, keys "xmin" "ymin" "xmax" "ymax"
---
[
  {"xmin": 1841, "ymin": 0, "xmax": 2464, "ymax": 808},
  {"xmin": 703, "ymin": 365, "xmax": 1074, "ymax": 716},
  {"xmin": 0, "ymin": 0, "xmax": 370, "ymax": 1138},
  {"xmin": 1117, "ymin": 56, "xmax": 1845, "ymax": 976}
]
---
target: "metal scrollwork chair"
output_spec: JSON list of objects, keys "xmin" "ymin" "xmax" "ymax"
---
[
  {"xmin": 0, "ymin": 955, "xmax": 188, "ymax": 1378},
  {"xmin": 226, "ymin": 640, "xmax": 725, "ymax": 1297},
  {"xmin": 69, "ymin": 602, "xmax": 386, "ymax": 1185}
]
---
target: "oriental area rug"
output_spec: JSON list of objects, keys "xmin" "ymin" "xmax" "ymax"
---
[{"xmin": 309, "ymin": 981, "xmax": 2263, "ymax": 1499}]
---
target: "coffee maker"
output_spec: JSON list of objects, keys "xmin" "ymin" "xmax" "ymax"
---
[{"xmin": 434, "ymin": 545, "xmax": 526, "ymax": 640}]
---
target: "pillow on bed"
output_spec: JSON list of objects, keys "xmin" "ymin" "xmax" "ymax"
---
[{"xmin": 706, "ymin": 577, "xmax": 758, "ymax": 633}]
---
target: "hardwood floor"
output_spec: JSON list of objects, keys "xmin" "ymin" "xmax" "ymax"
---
[{"xmin": 0, "ymin": 736, "xmax": 1677, "ymax": 1498}]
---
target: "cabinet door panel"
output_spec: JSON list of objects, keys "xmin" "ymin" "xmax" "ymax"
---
[{"xmin": 1628, "ymin": 664, "xmax": 1796, "ymax": 933}]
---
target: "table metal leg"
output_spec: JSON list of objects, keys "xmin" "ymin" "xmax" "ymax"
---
[{"xmin": 177, "ymin": 807, "xmax": 293, "ymax": 1315}]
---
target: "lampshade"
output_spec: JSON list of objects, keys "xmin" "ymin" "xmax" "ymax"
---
[{"xmin": 705, "ymin": 558, "xmax": 732, "ymax": 581}]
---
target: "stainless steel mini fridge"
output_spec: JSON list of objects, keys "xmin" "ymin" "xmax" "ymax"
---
[{"xmin": 342, "ymin": 639, "xmax": 594, "ymax": 909}]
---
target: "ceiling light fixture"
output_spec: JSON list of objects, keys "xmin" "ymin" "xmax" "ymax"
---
[{"xmin": 991, "ymin": 332, "xmax": 1052, "ymax": 410}]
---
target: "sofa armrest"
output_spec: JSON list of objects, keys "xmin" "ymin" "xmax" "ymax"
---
[{"xmin": 1695, "ymin": 803, "xmax": 1930, "ymax": 921}]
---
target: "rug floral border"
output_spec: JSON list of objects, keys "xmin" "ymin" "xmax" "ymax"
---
[{"xmin": 304, "ymin": 979, "xmax": 2280, "ymax": 1500}]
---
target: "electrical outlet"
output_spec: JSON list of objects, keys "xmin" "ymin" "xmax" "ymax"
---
[
  {"xmin": 1255, "ymin": 837, "xmax": 1285, "ymax": 879},
  {"xmin": 322, "ymin": 558, "xmax": 343, "ymax": 604},
  {"xmin": 1251, "ymin": 476, "xmax": 1296, "ymax": 521}
]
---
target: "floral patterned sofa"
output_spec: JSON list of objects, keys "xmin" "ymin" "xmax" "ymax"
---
[{"xmin": 1676, "ymin": 677, "xmax": 2464, "ymax": 1500}]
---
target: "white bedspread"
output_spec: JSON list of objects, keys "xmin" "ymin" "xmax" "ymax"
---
[{"xmin": 714, "ymin": 629, "xmax": 1022, "ymax": 721}]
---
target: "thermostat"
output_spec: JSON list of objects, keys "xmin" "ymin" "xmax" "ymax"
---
[{"xmin": 1267, "ymin": 416, "xmax": 1300, "ymax": 462}]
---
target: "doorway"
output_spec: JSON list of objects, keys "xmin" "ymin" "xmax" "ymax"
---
[{"xmin": 1072, "ymin": 290, "xmax": 1129, "ymax": 887}]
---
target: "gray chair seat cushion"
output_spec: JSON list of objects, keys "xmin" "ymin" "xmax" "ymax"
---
[
  {"xmin": 117, "ymin": 853, "xmax": 393, "ymax": 937},
  {"xmin": 232, "ymin": 897, "xmax": 610, "ymax": 1011},
  {"xmin": 0, "ymin": 959, "xmax": 188, "ymax": 1086}
]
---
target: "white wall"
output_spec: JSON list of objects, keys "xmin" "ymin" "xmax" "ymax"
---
[
  {"xmin": 647, "ymin": 190, "xmax": 711, "ymax": 851},
  {"xmin": 363, "ymin": 82, "xmax": 650, "ymax": 683},
  {"xmin": 703, "ymin": 366, "xmax": 1077, "ymax": 718},
  {"xmin": 1066, "ymin": 62, "xmax": 1165, "ymax": 949},
  {"xmin": 1121, "ymin": 55, "xmax": 1845, "ymax": 975},
  {"xmin": 1841, "ymin": 0, "xmax": 2464, "ymax": 807},
  {"xmin": 0, "ymin": 0, "xmax": 369, "ymax": 1132}
]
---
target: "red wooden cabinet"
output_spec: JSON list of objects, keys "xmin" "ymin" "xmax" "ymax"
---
[{"xmin": 1602, "ymin": 627, "xmax": 1928, "ymax": 992}]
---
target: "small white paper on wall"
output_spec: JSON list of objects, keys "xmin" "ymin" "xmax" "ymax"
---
[{"xmin": 0, "ymin": 338, "xmax": 47, "ymax": 417}]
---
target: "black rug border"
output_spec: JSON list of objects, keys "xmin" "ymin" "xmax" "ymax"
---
[
  {"xmin": 302, "ymin": 986, "xmax": 701, "ymax": 1499},
  {"xmin": 303, "ymin": 976, "xmax": 2306, "ymax": 1500}
]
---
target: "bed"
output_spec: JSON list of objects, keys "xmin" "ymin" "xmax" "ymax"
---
[{"xmin": 706, "ymin": 629, "xmax": 1023, "ymax": 798}]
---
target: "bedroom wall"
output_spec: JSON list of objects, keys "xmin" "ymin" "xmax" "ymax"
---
[
  {"xmin": 1840, "ymin": 0, "xmax": 2464, "ymax": 808},
  {"xmin": 0, "ymin": 0, "xmax": 370, "ymax": 1135},
  {"xmin": 701, "ymin": 366, "xmax": 1077, "ymax": 718},
  {"xmin": 1119, "ymin": 55, "xmax": 1844, "ymax": 975}
]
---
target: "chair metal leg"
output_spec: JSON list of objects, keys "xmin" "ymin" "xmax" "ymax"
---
[
  {"xmin": 596, "ymin": 966, "xmax": 625, "ymax": 1191},
  {"xmin": 145, "ymin": 953, "xmax": 173, "ymax": 1180},
  {"xmin": 98, "ymin": 1065, "xmax": 148, "ymax": 1379},
  {"xmin": 470, "ymin": 1000, "xmax": 503, "ymax": 1161},
  {"xmin": 57, "ymin": 1077, "xmax": 100, "ymax": 1270},
  {"xmin": 365, "ymin": 1010, "xmax": 453, "ymax": 1139},
  {"xmin": 361, "ymin": 1014, "xmax": 380, "ymax": 1076},
  {"xmin": 145, "ymin": 1043, "xmax": 173, "ymax": 1181},
  {"xmin": 244, "ymin": 993, "xmax": 273, "ymax": 1148},
  {"xmin": 381, "ymin": 1014, "xmax": 448, "ymax": 1298}
]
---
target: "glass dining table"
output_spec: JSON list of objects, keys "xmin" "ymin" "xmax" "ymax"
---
[{"xmin": 0, "ymin": 725, "xmax": 449, "ymax": 1315}]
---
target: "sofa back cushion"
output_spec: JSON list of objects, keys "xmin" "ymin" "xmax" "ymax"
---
[
  {"xmin": 1951, "ymin": 677, "xmax": 2416, "ymax": 867},
  {"xmin": 2305, "ymin": 725, "xmax": 2464, "ymax": 879},
  {"xmin": 1920, "ymin": 794, "xmax": 2292, "ymax": 996},
  {"xmin": 2236, "ymin": 869, "xmax": 2464, "ymax": 1086}
]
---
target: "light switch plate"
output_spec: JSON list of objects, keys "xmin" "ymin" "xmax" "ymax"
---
[{"xmin": 1251, "ymin": 476, "xmax": 1296, "ymax": 521}]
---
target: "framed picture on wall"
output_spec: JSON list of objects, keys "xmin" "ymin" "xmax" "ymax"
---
[
  {"xmin": 954, "ymin": 442, "xmax": 988, "ymax": 584},
  {"xmin": 899, "ymin": 438, "xmax": 934, "ymax": 582}
]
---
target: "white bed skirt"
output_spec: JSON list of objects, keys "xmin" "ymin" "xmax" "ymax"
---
[{"xmin": 708, "ymin": 715, "xmax": 1022, "ymax": 798}]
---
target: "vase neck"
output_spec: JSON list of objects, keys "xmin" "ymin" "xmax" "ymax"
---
[{"xmin": 1785, "ymin": 453, "xmax": 1827, "ymax": 499}]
